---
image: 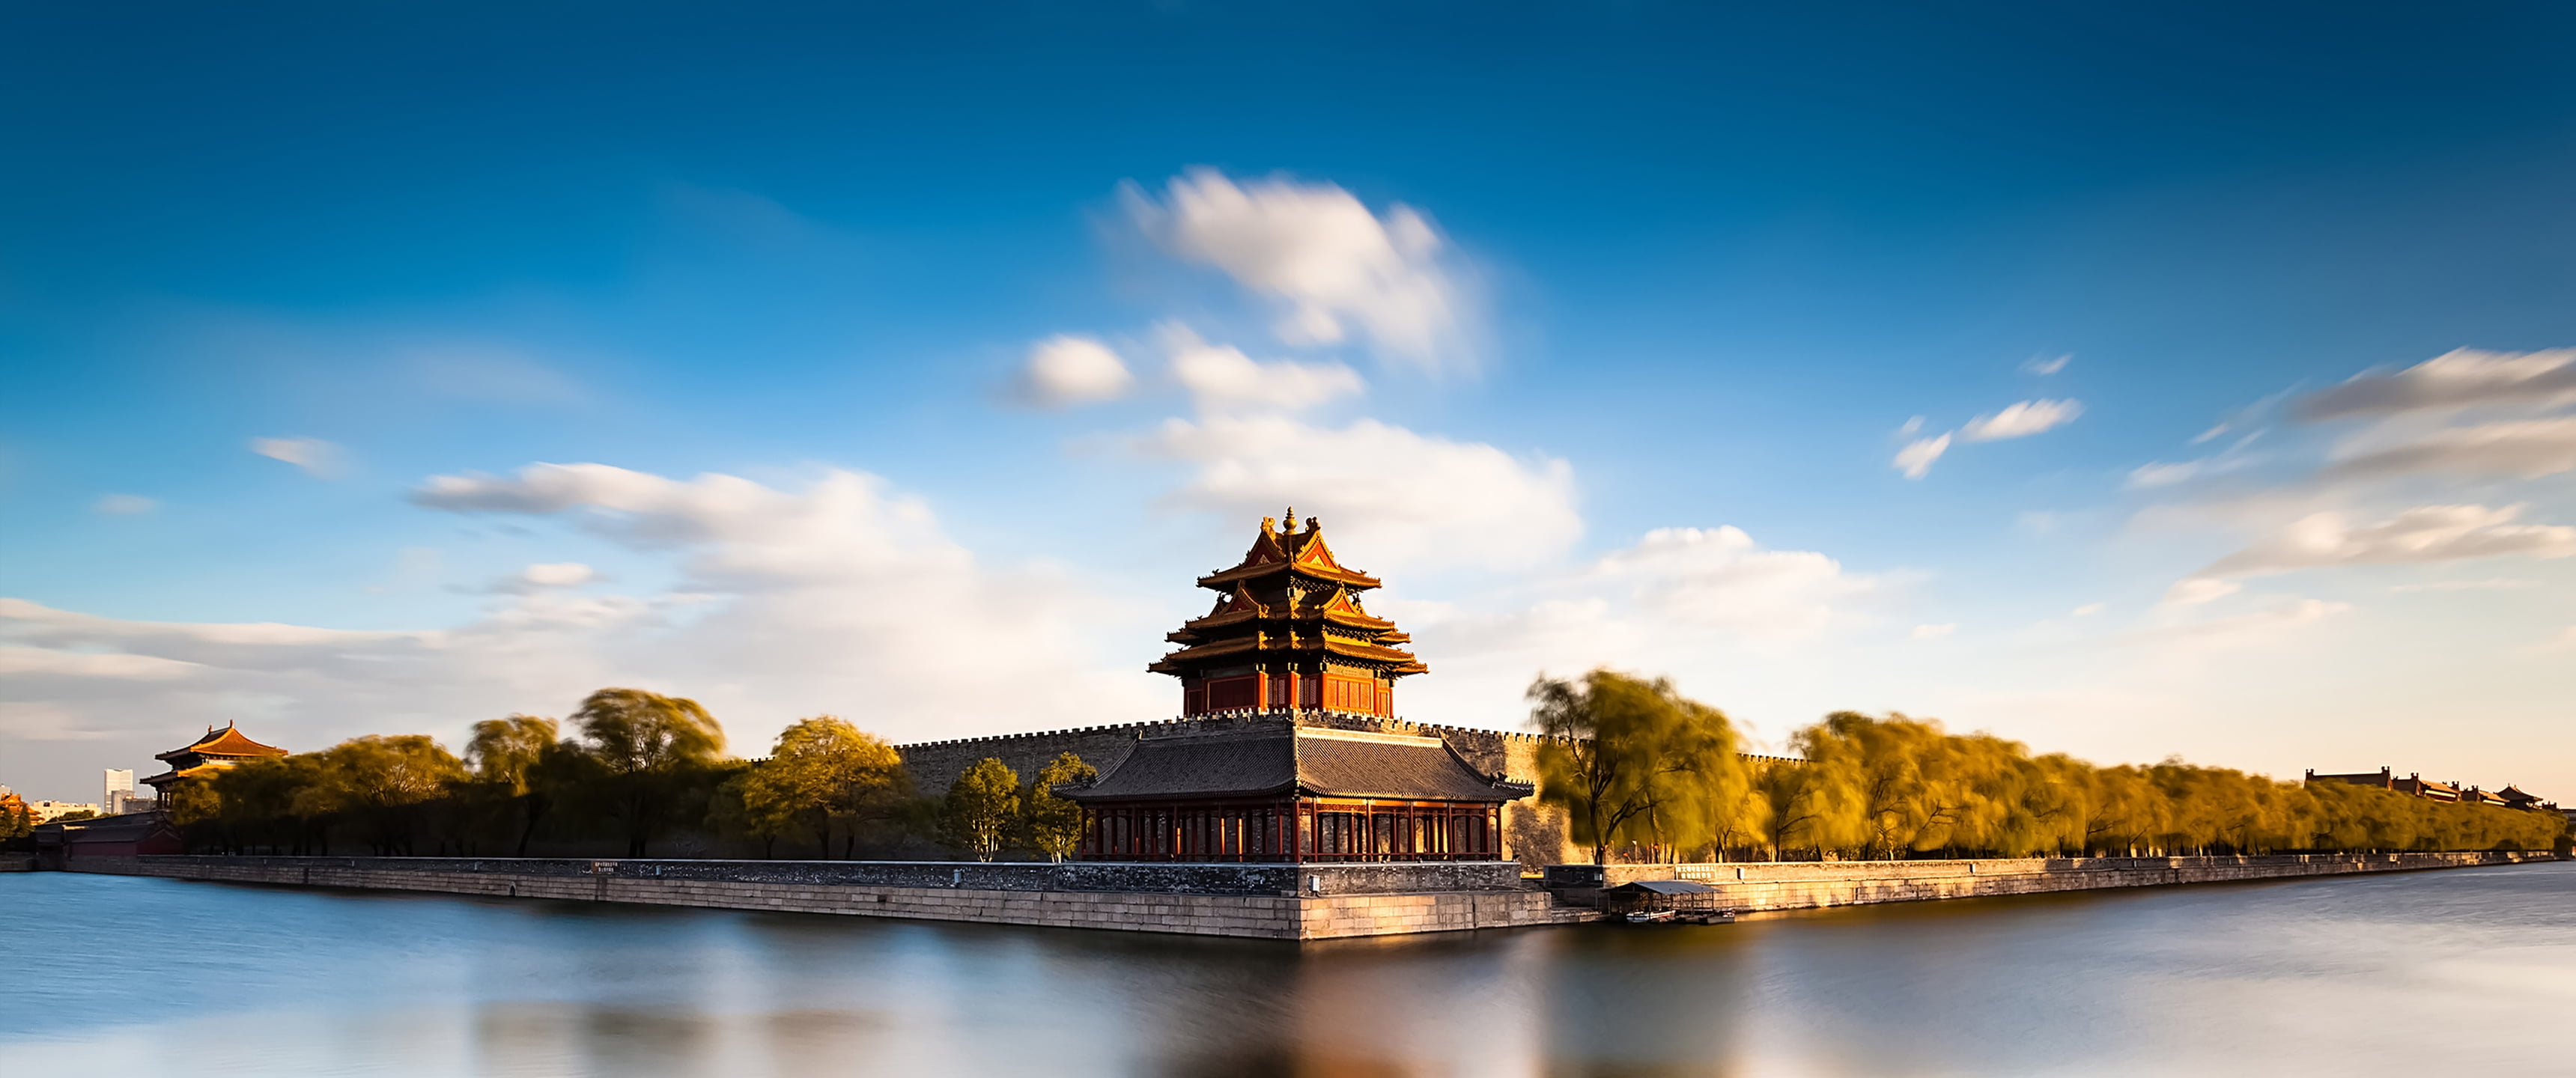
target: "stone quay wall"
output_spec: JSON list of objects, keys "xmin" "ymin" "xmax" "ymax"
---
[
  {"xmin": 61, "ymin": 855, "xmax": 1573, "ymax": 941},
  {"xmin": 1555, "ymin": 850, "xmax": 2558, "ymax": 913},
  {"xmin": 896, "ymin": 709, "xmax": 1583, "ymax": 865}
]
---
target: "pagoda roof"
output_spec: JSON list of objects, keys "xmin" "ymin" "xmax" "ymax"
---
[
  {"xmin": 141, "ymin": 763, "xmax": 223, "ymax": 788},
  {"xmin": 1062, "ymin": 727, "xmax": 1531, "ymax": 803},
  {"xmin": 1196, "ymin": 511, "xmax": 1383, "ymax": 591},
  {"xmin": 1148, "ymin": 631, "xmax": 1428, "ymax": 674},
  {"xmin": 1178, "ymin": 585, "xmax": 1400, "ymax": 635},
  {"xmin": 156, "ymin": 724, "xmax": 286, "ymax": 762}
]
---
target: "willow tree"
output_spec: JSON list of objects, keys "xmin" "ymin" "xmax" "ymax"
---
[
  {"xmin": 739, "ymin": 716, "xmax": 909, "ymax": 859},
  {"xmin": 1023, "ymin": 752, "xmax": 1098, "ymax": 862},
  {"xmin": 467, "ymin": 713, "xmax": 561, "ymax": 856},
  {"xmin": 302, "ymin": 734, "xmax": 469, "ymax": 856},
  {"xmin": 567, "ymin": 688, "xmax": 728, "ymax": 856},
  {"xmin": 1532, "ymin": 670, "xmax": 1748, "ymax": 864}
]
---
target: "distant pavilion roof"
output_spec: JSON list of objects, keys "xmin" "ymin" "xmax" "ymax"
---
[
  {"xmin": 156, "ymin": 724, "xmax": 286, "ymax": 762},
  {"xmin": 1063, "ymin": 726, "xmax": 1532, "ymax": 803}
]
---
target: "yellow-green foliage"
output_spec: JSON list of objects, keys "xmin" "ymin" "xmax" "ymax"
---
[
  {"xmin": 1537, "ymin": 671, "xmax": 2567, "ymax": 862},
  {"xmin": 1532, "ymin": 671, "xmax": 1749, "ymax": 864},
  {"xmin": 732, "ymin": 716, "xmax": 910, "ymax": 859},
  {"xmin": 941, "ymin": 758, "xmax": 1021, "ymax": 862},
  {"xmin": 1023, "ymin": 752, "xmax": 1099, "ymax": 862}
]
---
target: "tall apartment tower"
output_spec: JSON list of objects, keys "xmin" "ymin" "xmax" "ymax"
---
[{"xmin": 103, "ymin": 768, "xmax": 136, "ymax": 814}]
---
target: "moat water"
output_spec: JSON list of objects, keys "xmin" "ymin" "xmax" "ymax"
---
[{"xmin": 5, "ymin": 862, "xmax": 2572, "ymax": 1077}]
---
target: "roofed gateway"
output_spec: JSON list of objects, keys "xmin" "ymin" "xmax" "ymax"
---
[{"xmin": 1066, "ymin": 514, "xmax": 1534, "ymax": 862}]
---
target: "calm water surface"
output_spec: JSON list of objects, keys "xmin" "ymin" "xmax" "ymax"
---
[{"xmin": 6, "ymin": 863, "xmax": 2573, "ymax": 1077}]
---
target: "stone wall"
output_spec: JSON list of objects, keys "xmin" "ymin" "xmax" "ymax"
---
[
  {"xmin": 53, "ymin": 850, "xmax": 2554, "ymax": 939},
  {"xmin": 1581, "ymin": 851, "xmax": 2557, "ymax": 913},
  {"xmin": 63, "ymin": 855, "xmax": 1568, "ymax": 941}
]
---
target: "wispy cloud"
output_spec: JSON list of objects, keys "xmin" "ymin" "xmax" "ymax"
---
[
  {"xmin": 91, "ymin": 494, "xmax": 157, "ymax": 516},
  {"xmin": 1892, "ymin": 433, "xmax": 1951, "ymax": 479},
  {"xmin": 2297, "ymin": 347, "xmax": 2576, "ymax": 421},
  {"xmin": 2023, "ymin": 353, "xmax": 2071, "ymax": 376},
  {"xmin": 250, "ymin": 436, "xmax": 344, "ymax": 478},
  {"xmin": 2192, "ymin": 503, "xmax": 2576, "ymax": 584},
  {"xmin": 1963, "ymin": 399, "xmax": 2083, "ymax": 442}
]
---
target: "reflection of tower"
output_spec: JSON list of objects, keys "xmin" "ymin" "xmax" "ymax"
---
[
  {"xmin": 103, "ymin": 769, "xmax": 136, "ymax": 814},
  {"xmin": 1152, "ymin": 510, "xmax": 1428, "ymax": 718}
]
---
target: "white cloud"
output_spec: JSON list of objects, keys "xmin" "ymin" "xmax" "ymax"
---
[
  {"xmin": 1163, "ymin": 326, "xmax": 1364, "ymax": 414},
  {"xmin": 1123, "ymin": 168, "xmax": 1474, "ymax": 372},
  {"xmin": 1910, "ymin": 623, "xmax": 1957, "ymax": 640},
  {"xmin": 2023, "ymin": 354, "xmax": 2071, "ymax": 375},
  {"xmin": 1593, "ymin": 526, "xmax": 1877, "ymax": 642},
  {"xmin": 250, "ymin": 436, "xmax": 343, "ymax": 477},
  {"xmin": 1137, "ymin": 415, "xmax": 1578, "ymax": 573},
  {"xmin": 2326, "ymin": 416, "xmax": 2576, "ymax": 480},
  {"xmin": 1897, "ymin": 415, "xmax": 1925, "ymax": 436},
  {"xmin": 1962, "ymin": 399, "xmax": 2084, "ymax": 442},
  {"xmin": 2199, "ymin": 503, "xmax": 2576, "ymax": 579},
  {"xmin": 2389, "ymin": 578, "xmax": 2535, "ymax": 593},
  {"xmin": 3, "ymin": 463, "xmax": 1163, "ymax": 761},
  {"xmin": 91, "ymin": 494, "xmax": 157, "ymax": 516},
  {"xmin": 1892, "ymin": 433, "xmax": 1951, "ymax": 479},
  {"xmin": 2161, "ymin": 578, "xmax": 2244, "ymax": 606},
  {"xmin": 1012, "ymin": 335, "xmax": 1133, "ymax": 409},
  {"xmin": 2071, "ymin": 603, "xmax": 2107, "ymax": 617},
  {"xmin": 0, "ymin": 645, "xmax": 201, "ymax": 680},
  {"xmin": 2135, "ymin": 597, "xmax": 2352, "ymax": 651},
  {"xmin": 488, "ymin": 562, "xmax": 599, "ymax": 594},
  {"xmin": 2127, "ymin": 461, "xmax": 2202, "ymax": 488},
  {"xmin": 2298, "ymin": 348, "xmax": 2576, "ymax": 420}
]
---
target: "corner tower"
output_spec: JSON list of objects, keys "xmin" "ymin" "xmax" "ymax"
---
[{"xmin": 1153, "ymin": 510, "xmax": 1429, "ymax": 717}]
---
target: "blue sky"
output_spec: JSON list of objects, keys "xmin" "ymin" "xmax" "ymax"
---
[{"xmin": 5, "ymin": 2, "xmax": 2575, "ymax": 803}]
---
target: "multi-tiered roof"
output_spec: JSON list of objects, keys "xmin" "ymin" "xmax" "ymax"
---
[
  {"xmin": 142, "ymin": 722, "xmax": 288, "ymax": 794},
  {"xmin": 1154, "ymin": 511, "xmax": 1426, "ymax": 716}
]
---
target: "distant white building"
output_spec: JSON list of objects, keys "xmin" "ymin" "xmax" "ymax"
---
[
  {"xmin": 29, "ymin": 800, "xmax": 103, "ymax": 823},
  {"xmin": 103, "ymin": 769, "xmax": 136, "ymax": 813}
]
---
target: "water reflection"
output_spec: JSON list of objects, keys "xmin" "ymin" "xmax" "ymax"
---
[{"xmin": 5, "ymin": 864, "xmax": 2573, "ymax": 1077}]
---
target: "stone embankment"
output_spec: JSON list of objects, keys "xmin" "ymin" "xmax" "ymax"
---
[
  {"xmin": 60, "ymin": 856, "xmax": 1581, "ymax": 940},
  {"xmin": 1550, "ymin": 850, "xmax": 2558, "ymax": 913},
  {"xmin": 46, "ymin": 851, "xmax": 2557, "ymax": 939}
]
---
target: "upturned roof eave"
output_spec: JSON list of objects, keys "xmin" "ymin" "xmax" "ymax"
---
[{"xmin": 1194, "ymin": 561, "xmax": 1383, "ymax": 591}]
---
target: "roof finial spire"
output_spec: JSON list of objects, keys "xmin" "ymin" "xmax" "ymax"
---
[{"xmin": 1282, "ymin": 506, "xmax": 1297, "ymax": 534}]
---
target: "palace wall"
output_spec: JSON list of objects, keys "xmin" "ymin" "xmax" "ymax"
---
[
  {"xmin": 895, "ymin": 710, "xmax": 1584, "ymax": 865},
  {"xmin": 61, "ymin": 855, "xmax": 1576, "ymax": 940},
  {"xmin": 1550, "ymin": 850, "xmax": 2557, "ymax": 913},
  {"xmin": 54, "ymin": 850, "xmax": 2552, "ymax": 940}
]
